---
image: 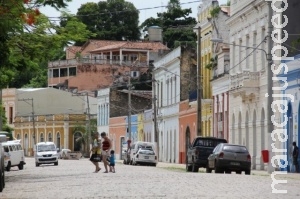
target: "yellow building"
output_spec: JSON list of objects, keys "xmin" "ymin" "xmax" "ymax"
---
[
  {"xmin": 196, "ymin": 0, "xmax": 216, "ymax": 137},
  {"xmin": 14, "ymin": 114, "xmax": 87, "ymax": 156},
  {"xmin": 137, "ymin": 113, "xmax": 144, "ymax": 141},
  {"xmin": 1, "ymin": 87, "xmax": 98, "ymax": 156}
]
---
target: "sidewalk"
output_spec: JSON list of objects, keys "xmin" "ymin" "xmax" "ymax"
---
[{"xmin": 116, "ymin": 160, "xmax": 300, "ymax": 179}]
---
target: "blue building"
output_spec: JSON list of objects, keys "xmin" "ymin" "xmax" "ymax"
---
[
  {"xmin": 280, "ymin": 54, "xmax": 300, "ymax": 172},
  {"xmin": 126, "ymin": 114, "xmax": 138, "ymax": 143}
]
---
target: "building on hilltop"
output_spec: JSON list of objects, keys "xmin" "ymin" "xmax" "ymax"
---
[{"xmin": 48, "ymin": 40, "xmax": 169, "ymax": 93}]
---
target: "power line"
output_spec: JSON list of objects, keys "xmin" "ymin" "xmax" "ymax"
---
[{"xmin": 44, "ymin": 1, "xmax": 199, "ymax": 19}]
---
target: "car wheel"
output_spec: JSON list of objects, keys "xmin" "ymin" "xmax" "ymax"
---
[
  {"xmin": 18, "ymin": 161, "xmax": 24, "ymax": 170},
  {"xmin": 6, "ymin": 161, "xmax": 11, "ymax": 172},
  {"xmin": 0, "ymin": 170, "xmax": 4, "ymax": 192},
  {"xmin": 192, "ymin": 164, "xmax": 199, "ymax": 172},
  {"xmin": 206, "ymin": 164, "xmax": 212, "ymax": 173},
  {"xmin": 129, "ymin": 160, "xmax": 133, "ymax": 165},
  {"xmin": 54, "ymin": 162, "xmax": 58, "ymax": 166},
  {"xmin": 214, "ymin": 161, "xmax": 222, "ymax": 173},
  {"xmin": 35, "ymin": 162, "xmax": 40, "ymax": 167},
  {"xmin": 186, "ymin": 162, "xmax": 192, "ymax": 172},
  {"xmin": 245, "ymin": 169, "xmax": 251, "ymax": 175}
]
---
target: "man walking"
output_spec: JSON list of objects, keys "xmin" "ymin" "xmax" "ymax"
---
[
  {"xmin": 292, "ymin": 141, "xmax": 299, "ymax": 173},
  {"xmin": 100, "ymin": 132, "xmax": 112, "ymax": 173}
]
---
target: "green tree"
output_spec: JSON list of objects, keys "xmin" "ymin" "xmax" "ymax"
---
[
  {"xmin": 140, "ymin": 0, "xmax": 197, "ymax": 48},
  {"xmin": 76, "ymin": 0, "xmax": 140, "ymax": 41}
]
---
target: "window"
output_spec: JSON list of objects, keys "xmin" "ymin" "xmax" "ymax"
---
[
  {"xmin": 48, "ymin": 133, "xmax": 52, "ymax": 142},
  {"xmin": 53, "ymin": 69, "xmax": 59, "ymax": 77},
  {"xmin": 40, "ymin": 133, "xmax": 44, "ymax": 142},
  {"xmin": 60, "ymin": 68, "xmax": 68, "ymax": 77},
  {"xmin": 69, "ymin": 67, "xmax": 76, "ymax": 76},
  {"xmin": 9, "ymin": 107, "xmax": 13, "ymax": 124},
  {"xmin": 56, "ymin": 133, "xmax": 61, "ymax": 149},
  {"xmin": 223, "ymin": 145, "xmax": 248, "ymax": 153}
]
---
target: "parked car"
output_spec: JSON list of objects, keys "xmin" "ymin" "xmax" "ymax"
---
[
  {"xmin": 59, "ymin": 149, "xmax": 71, "ymax": 159},
  {"xmin": 132, "ymin": 148, "xmax": 157, "ymax": 166},
  {"xmin": 0, "ymin": 135, "xmax": 6, "ymax": 192},
  {"xmin": 186, "ymin": 137, "xmax": 227, "ymax": 172},
  {"xmin": 34, "ymin": 142, "xmax": 59, "ymax": 167},
  {"xmin": 207, "ymin": 143, "xmax": 251, "ymax": 175},
  {"xmin": 2, "ymin": 140, "xmax": 26, "ymax": 171},
  {"xmin": 125, "ymin": 141, "xmax": 156, "ymax": 165}
]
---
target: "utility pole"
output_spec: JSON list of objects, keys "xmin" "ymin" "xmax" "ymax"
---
[
  {"xmin": 197, "ymin": 26, "xmax": 202, "ymax": 137},
  {"xmin": 86, "ymin": 92, "xmax": 91, "ymax": 153},
  {"xmin": 19, "ymin": 98, "xmax": 36, "ymax": 145},
  {"xmin": 128, "ymin": 73, "xmax": 132, "ymax": 142},
  {"xmin": 266, "ymin": 0, "xmax": 274, "ymax": 174},
  {"xmin": 152, "ymin": 73, "xmax": 159, "ymax": 160}
]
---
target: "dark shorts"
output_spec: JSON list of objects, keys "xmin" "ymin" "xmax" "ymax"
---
[
  {"xmin": 90, "ymin": 154, "xmax": 101, "ymax": 162},
  {"xmin": 109, "ymin": 163, "xmax": 115, "ymax": 167}
]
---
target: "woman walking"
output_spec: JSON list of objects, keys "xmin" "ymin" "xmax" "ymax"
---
[
  {"xmin": 90, "ymin": 133, "xmax": 101, "ymax": 173},
  {"xmin": 100, "ymin": 132, "xmax": 112, "ymax": 173}
]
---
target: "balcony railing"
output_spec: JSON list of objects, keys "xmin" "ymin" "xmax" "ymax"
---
[
  {"xmin": 230, "ymin": 70, "xmax": 260, "ymax": 98},
  {"xmin": 48, "ymin": 58, "xmax": 149, "ymax": 68},
  {"xmin": 230, "ymin": 71, "xmax": 260, "ymax": 90}
]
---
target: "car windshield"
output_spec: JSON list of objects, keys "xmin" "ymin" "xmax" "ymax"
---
[
  {"xmin": 195, "ymin": 139, "xmax": 227, "ymax": 147},
  {"xmin": 223, "ymin": 145, "xmax": 248, "ymax": 153},
  {"xmin": 138, "ymin": 149, "xmax": 155, "ymax": 155},
  {"xmin": 137, "ymin": 145, "xmax": 153, "ymax": 150},
  {"xmin": 37, "ymin": 144, "xmax": 56, "ymax": 152}
]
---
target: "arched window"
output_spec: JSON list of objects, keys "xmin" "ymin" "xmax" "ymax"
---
[
  {"xmin": 56, "ymin": 132, "xmax": 61, "ymax": 149},
  {"xmin": 17, "ymin": 134, "xmax": 20, "ymax": 140},
  {"xmin": 40, "ymin": 133, "xmax": 44, "ymax": 142},
  {"xmin": 48, "ymin": 133, "xmax": 52, "ymax": 142}
]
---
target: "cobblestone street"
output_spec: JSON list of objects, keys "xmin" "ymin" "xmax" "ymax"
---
[{"xmin": 1, "ymin": 158, "xmax": 299, "ymax": 199}]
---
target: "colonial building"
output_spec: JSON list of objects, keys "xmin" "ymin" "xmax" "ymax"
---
[
  {"xmin": 194, "ymin": 0, "xmax": 215, "ymax": 137},
  {"xmin": 227, "ymin": 0, "xmax": 270, "ymax": 170},
  {"xmin": 153, "ymin": 45, "xmax": 197, "ymax": 163},
  {"xmin": 2, "ymin": 88, "xmax": 97, "ymax": 156},
  {"xmin": 210, "ymin": 4, "xmax": 230, "ymax": 140}
]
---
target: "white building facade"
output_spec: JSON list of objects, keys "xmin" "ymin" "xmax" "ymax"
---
[
  {"xmin": 153, "ymin": 47, "xmax": 181, "ymax": 163},
  {"xmin": 227, "ymin": 0, "xmax": 270, "ymax": 170},
  {"xmin": 143, "ymin": 109, "xmax": 154, "ymax": 142},
  {"xmin": 97, "ymin": 88, "xmax": 110, "ymax": 135}
]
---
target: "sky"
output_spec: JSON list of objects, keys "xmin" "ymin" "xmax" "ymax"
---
[{"xmin": 39, "ymin": 0, "xmax": 228, "ymax": 24}]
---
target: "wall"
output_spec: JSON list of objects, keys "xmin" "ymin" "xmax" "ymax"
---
[{"xmin": 109, "ymin": 116, "xmax": 127, "ymax": 160}]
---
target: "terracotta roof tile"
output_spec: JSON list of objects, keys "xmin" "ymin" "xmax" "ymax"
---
[{"xmin": 66, "ymin": 46, "xmax": 82, "ymax": 54}]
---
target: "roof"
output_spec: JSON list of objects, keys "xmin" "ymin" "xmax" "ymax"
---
[
  {"xmin": 89, "ymin": 41, "xmax": 169, "ymax": 53},
  {"xmin": 66, "ymin": 46, "xmax": 82, "ymax": 54}
]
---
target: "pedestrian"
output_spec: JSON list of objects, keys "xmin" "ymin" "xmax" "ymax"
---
[
  {"xmin": 109, "ymin": 150, "xmax": 116, "ymax": 173},
  {"xmin": 100, "ymin": 132, "xmax": 112, "ymax": 173},
  {"xmin": 292, "ymin": 141, "xmax": 299, "ymax": 173},
  {"xmin": 90, "ymin": 132, "xmax": 101, "ymax": 173}
]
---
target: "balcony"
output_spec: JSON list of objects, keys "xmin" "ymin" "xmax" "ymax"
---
[
  {"xmin": 230, "ymin": 70, "xmax": 260, "ymax": 100},
  {"xmin": 48, "ymin": 59, "xmax": 149, "ymax": 68}
]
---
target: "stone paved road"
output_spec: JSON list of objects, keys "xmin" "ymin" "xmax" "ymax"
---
[{"xmin": 0, "ymin": 158, "xmax": 299, "ymax": 199}]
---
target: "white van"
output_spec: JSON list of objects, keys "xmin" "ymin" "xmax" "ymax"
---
[
  {"xmin": 2, "ymin": 140, "xmax": 25, "ymax": 171},
  {"xmin": 0, "ymin": 135, "xmax": 6, "ymax": 192},
  {"xmin": 34, "ymin": 142, "xmax": 59, "ymax": 167},
  {"xmin": 129, "ymin": 141, "xmax": 156, "ymax": 164}
]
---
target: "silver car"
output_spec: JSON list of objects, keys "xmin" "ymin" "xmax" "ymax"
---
[
  {"xmin": 207, "ymin": 143, "xmax": 251, "ymax": 175},
  {"xmin": 132, "ymin": 148, "xmax": 157, "ymax": 167}
]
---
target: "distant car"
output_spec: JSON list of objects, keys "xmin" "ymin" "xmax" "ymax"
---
[
  {"xmin": 207, "ymin": 143, "xmax": 251, "ymax": 175},
  {"xmin": 132, "ymin": 148, "xmax": 157, "ymax": 167},
  {"xmin": 59, "ymin": 149, "xmax": 71, "ymax": 159}
]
